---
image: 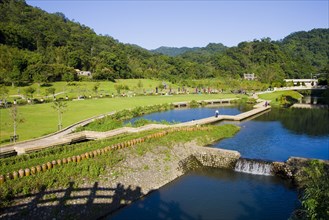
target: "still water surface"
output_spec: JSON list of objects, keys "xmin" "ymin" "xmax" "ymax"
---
[
  {"xmin": 127, "ymin": 105, "xmax": 248, "ymax": 124},
  {"xmin": 110, "ymin": 168, "xmax": 299, "ymax": 220},
  {"xmin": 215, "ymin": 107, "xmax": 329, "ymax": 161}
]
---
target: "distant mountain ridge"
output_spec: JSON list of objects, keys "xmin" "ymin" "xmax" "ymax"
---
[
  {"xmin": 151, "ymin": 43, "xmax": 227, "ymax": 57},
  {"xmin": 151, "ymin": 46, "xmax": 201, "ymax": 56}
]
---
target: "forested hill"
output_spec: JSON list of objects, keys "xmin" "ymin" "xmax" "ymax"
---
[
  {"xmin": 180, "ymin": 30, "xmax": 329, "ymax": 80},
  {"xmin": 281, "ymin": 29, "xmax": 329, "ymax": 72},
  {"xmin": 0, "ymin": 0, "xmax": 328, "ymax": 86}
]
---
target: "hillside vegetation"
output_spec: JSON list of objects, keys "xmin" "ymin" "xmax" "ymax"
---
[{"xmin": 0, "ymin": 0, "xmax": 328, "ymax": 86}]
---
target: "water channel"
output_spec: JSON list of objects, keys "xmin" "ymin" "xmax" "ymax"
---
[{"xmin": 112, "ymin": 105, "xmax": 328, "ymax": 219}]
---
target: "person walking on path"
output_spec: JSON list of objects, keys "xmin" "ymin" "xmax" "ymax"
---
[{"xmin": 215, "ymin": 110, "xmax": 219, "ymax": 118}]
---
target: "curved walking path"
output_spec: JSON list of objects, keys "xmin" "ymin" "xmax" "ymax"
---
[{"xmin": 0, "ymin": 99, "xmax": 271, "ymax": 156}]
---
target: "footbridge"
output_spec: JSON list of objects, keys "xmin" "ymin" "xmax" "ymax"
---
[
  {"xmin": 256, "ymin": 85, "xmax": 327, "ymax": 95},
  {"xmin": 172, "ymin": 98, "xmax": 239, "ymax": 108}
]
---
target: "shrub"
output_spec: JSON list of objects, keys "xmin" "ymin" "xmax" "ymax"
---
[
  {"xmin": 189, "ymin": 100, "xmax": 199, "ymax": 108},
  {"xmin": 300, "ymin": 160, "xmax": 329, "ymax": 220}
]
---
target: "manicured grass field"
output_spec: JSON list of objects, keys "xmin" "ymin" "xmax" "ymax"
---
[
  {"xmin": 5, "ymin": 79, "xmax": 186, "ymax": 101},
  {"xmin": 0, "ymin": 93, "xmax": 242, "ymax": 145},
  {"xmin": 258, "ymin": 91, "xmax": 303, "ymax": 106}
]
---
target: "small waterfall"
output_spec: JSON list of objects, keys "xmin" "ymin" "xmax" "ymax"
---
[{"xmin": 234, "ymin": 158, "xmax": 273, "ymax": 176}]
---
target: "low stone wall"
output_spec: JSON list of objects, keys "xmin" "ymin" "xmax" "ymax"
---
[
  {"xmin": 179, "ymin": 149, "xmax": 328, "ymax": 187},
  {"xmin": 178, "ymin": 146, "xmax": 241, "ymax": 173},
  {"xmin": 192, "ymin": 146, "xmax": 240, "ymax": 169}
]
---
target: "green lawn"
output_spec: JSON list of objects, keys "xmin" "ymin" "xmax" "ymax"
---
[
  {"xmin": 258, "ymin": 91, "xmax": 303, "ymax": 106},
  {"xmin": 0, "ymin": 93, "xmax": 242, "ymax": 145},
  {"xmin": 4, "ymin": 79, "xmax": 188, "ymax": 102}
]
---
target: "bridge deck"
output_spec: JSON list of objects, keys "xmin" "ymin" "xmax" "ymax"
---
[
  {"xmin": 177, "ymin": 103, "xmax": 270, "ymax": 126},
  {"xmin": 173, "ymin": 98, "xmax": 239, "ymax": 107}
]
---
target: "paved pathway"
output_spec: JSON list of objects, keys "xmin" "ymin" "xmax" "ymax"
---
[{"xmin": 1, "ymin": 100, "xmax": 271, "ymax": 156}]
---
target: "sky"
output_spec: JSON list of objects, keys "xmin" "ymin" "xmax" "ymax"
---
[{"xmin": 26, "ymin": 0, "xmax": 329, "ymax": 50}]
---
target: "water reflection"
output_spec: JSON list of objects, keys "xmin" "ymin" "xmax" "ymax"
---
[
  {"xmin": 215, "ymin": 118, "xmax": 328, "ymax": 161},
  {"xmin": 255, "ymin": 108, "xmax": 329, "ymax": 137},
  {"xmin": 126, "ymin": 105, "xmax": 249, "ymax": 124}
]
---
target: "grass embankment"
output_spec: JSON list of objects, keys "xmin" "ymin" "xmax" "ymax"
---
[
  {"xmin": 0, "ymin": 124, "xmax": 240, "ymax": 208},
  {"xmin": 258, "ymin": 91, "xmax": 303, "ymax": 106},
  {"xmin": 0, "ymin": 93, "xmax": 241, "ymax": 145},
  {"xmin": 76, "ymin": 103, "xmax": 175, "ymax": 132}
]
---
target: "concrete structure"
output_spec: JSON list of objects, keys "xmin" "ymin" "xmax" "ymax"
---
[
  {"xmin": 273, "ymin": 85, "xmax": 327, "ymax": 92},
  {"xmin": 284, "ymin": 79, "xmax": 318, "ymax": 87},
  {"xmin": 244, "ymin": 73, "xmax": 256, "ymax": 80},
  {"xmin": 291, "ymin": 103, "xmax": 328, "ymax": 109},
  {"xmin": 75, "ymin": 69, "xmax": 92, "ymax": 77}
]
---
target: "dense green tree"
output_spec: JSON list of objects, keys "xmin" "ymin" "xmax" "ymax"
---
[
  {"xmin": 45, "ymin": 87, "xmax": 56, "ymax": 97},
  {"xmin": 23, "ymin": 86, "xmax": 35, "ymax": 99}
]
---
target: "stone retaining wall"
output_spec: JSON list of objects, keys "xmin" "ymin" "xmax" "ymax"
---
[
  {"xmin": 178, "ymin": 146, "xmax": 241, "ymax": 173},
  {"xmin": 192, "ymin": 146, "xmax": 240, "ymax": 169}
]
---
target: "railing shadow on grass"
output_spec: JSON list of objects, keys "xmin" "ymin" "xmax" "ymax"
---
[
  {"xmin": 0, "ymin": 182, "xmax": 144, "ymax": 219},
  {"xmin": 0, "ymin": 181, "xmax": 198, "ymax": 220}
]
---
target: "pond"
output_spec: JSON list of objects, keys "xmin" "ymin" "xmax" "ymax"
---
[
  {"xmin": 127, "ymin": 105, "xmax": 251, "ymax": 124},
  {"xmin": 109, "ymin": 168, "xmax": 299, "ymax": 220},
  {"xmin": 113, "ymin": 105, "xmax": 328, "ymax": 219},
  {"xmin": 215, "ymin": 107, "xmax": 329, "ymax": 161},
  {"xmin": 128, "ymin": 105, "xmax": 329, "ymax": 161}
]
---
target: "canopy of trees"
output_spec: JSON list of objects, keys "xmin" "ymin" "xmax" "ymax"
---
[{"xmin": 0, "ymin": 0, "xmax": 328, "ymax": 86}]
